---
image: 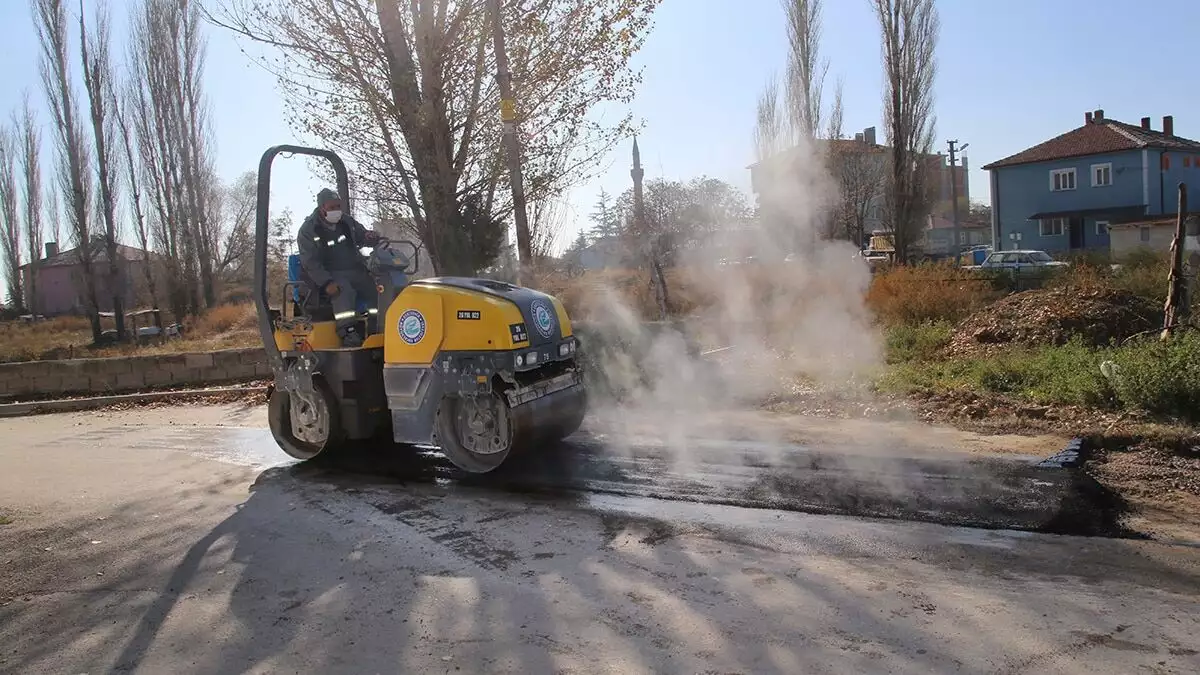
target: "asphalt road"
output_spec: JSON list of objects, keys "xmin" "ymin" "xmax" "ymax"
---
[{"xmin": 1, "ymin": 404, "xmax": 1199, "ymax": 674}]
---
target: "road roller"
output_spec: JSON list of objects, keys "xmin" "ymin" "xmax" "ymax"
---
[{"xmin": 253, "ymin": 145, "xmax": 587, "ymax": 473}]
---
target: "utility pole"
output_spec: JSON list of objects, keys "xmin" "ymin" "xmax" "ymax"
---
[
  {"xmin": 488, "ymin": 0, "xmax": 532, "ymax": 282},
  {"xmin": 946, "ymin": 139, "xmax": 965, "ymax": 263}
]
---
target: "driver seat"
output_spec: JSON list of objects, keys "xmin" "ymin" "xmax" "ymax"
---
[{"xmin": 287, "ymin": 254, "xmax": 370, "ymax": 322}]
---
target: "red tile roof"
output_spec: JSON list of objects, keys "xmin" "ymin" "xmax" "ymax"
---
[{"xmin": 983, "ymin": 118, "xmax": 1200, "ymax": 170}]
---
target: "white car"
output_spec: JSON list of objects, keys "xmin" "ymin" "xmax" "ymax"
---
[{"xmin": 977, "ymin": 250, "xmax": 1069, "ymax": 271}]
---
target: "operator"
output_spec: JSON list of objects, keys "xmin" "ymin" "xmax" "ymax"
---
[{"xmin": 296, "ymin": 188, "xmax": 381, "ymax": 348}]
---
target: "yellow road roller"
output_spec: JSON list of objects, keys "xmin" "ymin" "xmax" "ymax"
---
[{"xmin": 254, "ymin": 145, "xmax": 586, "ymax": 473}]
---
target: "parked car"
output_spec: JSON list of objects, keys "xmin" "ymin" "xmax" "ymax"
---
[{"xmin": 971, "ymin": 249, "xmax": 1069, "ymax": 272}]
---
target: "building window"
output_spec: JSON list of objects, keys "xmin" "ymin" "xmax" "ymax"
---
[
  {"xmin": 1187, "ymin": 157, "xmax": 1193, "ymax": 168},
  {"xmin": 1040, "ymin": 218, "xmax": 1066, "ymax": 236},
  {"xmin": 1095, "ymin": 220, "xmax": 1109, "ymax": 236},
  {"xmin": 1050, "ymin": 168, "xmax": 1076, "ymax": 191},
  {"xmin": 1140, "ymin": 227, "xmax": 1151, "ymax": 242},
  {"xmin": 1162, "ymin": 154, "xmax": 1171, "ymax": 170},
  {"xmin": 1091, "ymin": 163, "xmax": 1112, "ymax": 187}
]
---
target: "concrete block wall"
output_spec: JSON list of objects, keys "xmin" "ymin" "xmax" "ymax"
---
[{"xmin": 0, "ymin": 348, "xmax": 271, "ymax": 400}]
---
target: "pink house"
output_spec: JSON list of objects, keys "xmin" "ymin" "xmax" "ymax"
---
[{"xmin": 20, "ymin": 240, "xmax": 155, "ymax": 316}]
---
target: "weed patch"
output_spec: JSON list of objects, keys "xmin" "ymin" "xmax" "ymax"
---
[
  {"xmin": 1107, "ymin": 332, "xmax": 1200, "ymax": 420},
  {"xmin": 884, "ymin": 321, "xmax": 953, "ymax": 364},
  {"xmin": 884, "ymin": 331, "xmax": 1200, "ymax": 424}
]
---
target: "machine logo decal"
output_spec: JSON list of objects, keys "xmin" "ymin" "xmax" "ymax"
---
[
  {"xmin": 531, "ymin": 299, "xmax": 556, "ymax": 339},
  {"xmin": 399, "ymin": 309, "xmax": 426, "ymax": 344}
]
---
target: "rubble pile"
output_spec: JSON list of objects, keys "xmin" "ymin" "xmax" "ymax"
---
[{"xmin": 945, "ymin": 287, "xmax": 1162, "ymax": 357}]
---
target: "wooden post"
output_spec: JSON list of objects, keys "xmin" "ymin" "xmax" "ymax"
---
[{"xmin": 1161, "ymin": 183, "xmax": 1188, "ymax": 341}]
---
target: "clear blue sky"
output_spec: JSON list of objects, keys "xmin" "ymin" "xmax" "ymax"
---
[{"xmin": 3, "ymin": 0, "xmax": 1200, "ymax": 264}]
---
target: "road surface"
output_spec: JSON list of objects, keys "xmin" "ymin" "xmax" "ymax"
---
[{"xmin": 1, "ymin": 404, "xmax": 1198, "ymax": 674}]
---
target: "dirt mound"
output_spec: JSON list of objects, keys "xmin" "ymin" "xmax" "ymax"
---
[{"xmin": 945, "ymin": 286, "xmax": 1162, "ymax": 357}]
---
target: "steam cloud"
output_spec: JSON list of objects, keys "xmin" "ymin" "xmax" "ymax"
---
[{"xmin": 579, "ymin": 136, "xmax": 887, "ymax": 464}]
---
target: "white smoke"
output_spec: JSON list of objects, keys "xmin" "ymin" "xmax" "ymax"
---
[{"xmin": 578, "ymin": 134, "xmax": 887, "ymax": 464}]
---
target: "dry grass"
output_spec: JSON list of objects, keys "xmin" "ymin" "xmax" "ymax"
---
[
  {"xmin": 0, "ymin": 304, "xmax": 260, "ymax": 364},
  {"xmin": 533, "ymin": 262, "xmax": 843, "ymax": 323},
  {"xmin": 536, "ymin": 261, "xmax": 1001, "ymax": 329},
  {"xmin": 0, "ymin": 316, "xmax": 98, "ymax": 363},
  {"xmin": 190, "ymin": 303, "xmax": 257, "ymax": 335},
  {"xmin": 533, "ymin": 267, "xmax": 704, "ymax": 321},
  {"xmin": 866, "ymin": 251, "xmax": 1179, "ymax": 331},
  {"xmin": 866, "ymin": 263, "xmax": 1002, "ymax": 326},
  {"xmin": 1051, "ymin": 249, "xmax": 1193, "ymax": 314}
]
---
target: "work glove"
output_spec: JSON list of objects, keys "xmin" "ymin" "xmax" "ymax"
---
[{"xmin": 324, "ymin": 281, "xmax": 341, "ymax": 297}]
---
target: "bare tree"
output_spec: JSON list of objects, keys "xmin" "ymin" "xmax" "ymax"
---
[
  {"xmin": 614, "ymin": 177, "xmax": 752, "ymax": 263},
  {"xmin": 825, "ymin": 78, "xmax": 844, "ymax": 142},
  {"xmin": 210, "ymin": 0, "xmax": 661, "ymax": 275},
  {"xmin": 80, "ymin": 0, "xmax": 126, "ymax": 339},
  {"xmin": 0, "ymin": 126, "xmax": 21, "ymax": 312},
  {"xmin": 872, "ymin": 0, "xmax": 938, "ymax": 264},
  {"xmin": 112, "ymin": 88, "xmax": 158, "ymax": 311},
  {"xmin": 127, "ymin": 10, "xmax": 190, "ymax": 320},
  {"xmin": 754, "ymin": 76, "xmax": 785, "ymax": 163},
  {"xmin": 18, "ymin": 95, "xmax": 44, "ymax": 315},
  {"xmin": 832, "ymin": 144, "xmax": 885, "ymax": 246},
  {"xmin": 528, "ymin": 195, "xmax": 567, "ymax": 262},
  {"xmin": 783, "ymin": 0, "xmax": 827, "ymax": 141},
  {"xmin": 48, "ymin": 191, "xmax": 62, "ymax": 246},
  {"xmin": 128, "ymin": 0, "xmax": 217, "ymax": 317},
  {"xmin": 212, "ymin": 170, "xmax": 256, "ymax": 283},
  {"xmin": 171, "ymin": 0, "xmax": 219, "ymax": 309},
  {"xmin": 816, "ymin": 77, "xmax": 847, "ymax": 240},
  {"xmin": 35, "ymin": 0, "xmax": 102, "ymax": 341}
]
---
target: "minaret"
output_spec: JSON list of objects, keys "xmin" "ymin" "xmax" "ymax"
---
[
  {"xmin": 631, "ymin": 136, "xmax": 645, "ymax": 233},
  {"xmin": 631, "ymin": 135, "xmax": 668, "ymax": 317}
]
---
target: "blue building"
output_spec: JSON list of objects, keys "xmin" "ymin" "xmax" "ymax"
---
[{"xmin": 983, "ymin": 110, "xmax": 1200, "ymax": 254}]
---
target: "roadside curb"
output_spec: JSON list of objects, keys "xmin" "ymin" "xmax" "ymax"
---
[
  {"xmin": 0, "ymin": 385, "xmax": 269, "ymax": 418},
  {"xmin": 1032, "ymin": 437, "xmax": 1090, "ymax": 469}
]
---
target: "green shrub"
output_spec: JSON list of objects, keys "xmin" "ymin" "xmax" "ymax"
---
[
  {"xmin": 884, "ymin": 321, "xmax": 953, "ymax": 364},
  {"xmin": 1109, "ymin": 331, "xmax": 1200, "ymax": 421},
  {"xmin": 1015, "ymin": 341, "xmax": 1115, "ymax": 406},
  {"xmin": 880, "ymin": 339, "xmax": 1115, "ymax": 407},
  {"xmin": 883, "ymin": 330, "xmax": 1200, "ymax": 423},
  {"xmin": 1111, "ymin": 249, "xmax": 1171, "ymax": 305}
]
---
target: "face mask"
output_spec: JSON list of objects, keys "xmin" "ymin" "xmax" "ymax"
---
[{"xmin": 324, "ymin": 210, "xmax": 343, "ymax": 224}]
